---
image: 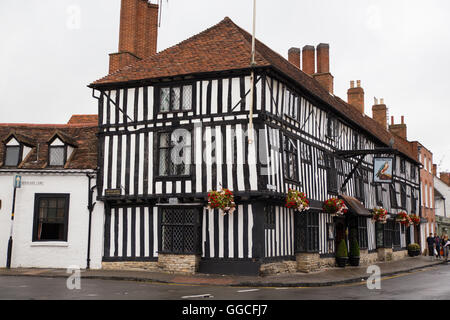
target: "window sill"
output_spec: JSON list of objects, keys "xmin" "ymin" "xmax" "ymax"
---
[{"xmin": 30, "ymin": 242, "xmax": 69, "ymax": 247}]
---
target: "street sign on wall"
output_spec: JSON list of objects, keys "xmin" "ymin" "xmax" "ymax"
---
[{"xmin": 14, "ymin": 175, "xmax": 21, "ymax": 189}]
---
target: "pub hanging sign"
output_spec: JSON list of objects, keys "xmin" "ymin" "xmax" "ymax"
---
[{"xmin": 373, "ymin": 157, "xmax": 394, "ymax": 184}]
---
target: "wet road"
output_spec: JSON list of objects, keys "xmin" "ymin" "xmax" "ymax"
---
[{"xmin": 0, "ymin": 264, "xmax": 448, "ymax": 300}]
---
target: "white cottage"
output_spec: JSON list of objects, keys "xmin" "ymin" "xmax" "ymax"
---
[{"xmin": 0, "ymin": 115, "xmax": 104, "ymax": 269}]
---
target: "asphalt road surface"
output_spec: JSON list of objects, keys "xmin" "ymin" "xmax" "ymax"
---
[{"xmin": 0, "ymin": 264, "xmax": 448, "ymax": 300}]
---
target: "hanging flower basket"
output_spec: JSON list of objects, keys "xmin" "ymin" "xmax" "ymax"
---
[
  {"xmin": 208, "ymin": 188, "xmax": 236, "ymax": 215},
  {"xmin": 285, "ymin": 189, "xmax": 310, "ymax": 213},
  {"xmin": 396, "ymin": 211, "xmax": 411, "ymax": 226},
  {"xmin": 323, "ymin": 198, "xmax": 348, "ymax": 216},
  {"xmin": 409, "ymin": 214, "xmax": 420, "ymax": 226},
  {"xmin": 372, "ymin": 207, "xmax": 388, "ymax": 224}
]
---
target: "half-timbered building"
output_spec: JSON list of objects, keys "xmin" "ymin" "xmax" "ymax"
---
[{"xmin": 90, "ymin": 0, "xmax": 421, "ymax": 275}]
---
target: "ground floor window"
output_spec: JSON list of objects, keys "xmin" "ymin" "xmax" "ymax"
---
[
  {"xmin": 357, "ymin": 217, "xmax": 368, "ymax": 249},
  {"xmin": 159, "ymin": 207, "xmax": 201, "ymax": 254},
  {"xmin": 295, "ymin": 211, "xmax": 319, "ymax": 253},
  {"xmin": 32, "ymin": 194, "xmax": 70, "ymax": 242},
  {"xmin": 264, "ymin": 205, "xmax": 276, "ymax": 230}
]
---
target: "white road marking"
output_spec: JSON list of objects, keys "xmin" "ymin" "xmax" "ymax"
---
[
  {"xmin": 181, "ymin": 294, "xmax": 214, "ymax": 299},
  {"xmin": 237, "ymin": 289, "xmax": 260, "ymax": 293}
]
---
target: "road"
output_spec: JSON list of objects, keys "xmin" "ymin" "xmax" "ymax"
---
[{"xmin": 0, "ymin": 264, "xmax": 448, "ymax": 300}]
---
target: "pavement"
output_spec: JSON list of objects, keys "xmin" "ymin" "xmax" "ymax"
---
[{"xmin": 0, "ymin": 256, "xmax": 447, "ymax": 288}]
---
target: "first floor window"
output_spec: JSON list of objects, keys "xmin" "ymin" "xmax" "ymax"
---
[
  {"xmin": 325, "ymin": 154, "xmax": 338, "ymax": 194},
  {"xmin": 390, "ymin": 184, "xmax": 398, "ymax": 208},
  {"xmin": 354, "ymin": 170, "xmax": 365, "ymax": 202},
  {"xmin": 375, "ymin": 184, "xmax": 383, "ymax": 206},
  {"xmin": 295, "ymin": 211, "xmax": 319, "ymax": 253},
  {"xmin": 400, "ymin": 184, "xmax": 407, "ymax": 209},
  {"xmin": 4, "ymin": 146, "xmax": 20, "ymax": 166},
  {"xmin": 411, "ymin": 190, "xmax": 417, "ymax": 214},
  {"xmin": 160, "ymin": 207, "xmax": 201, "ymax": 254},
  {"xmin": 327, "ymin": 116, "xmax": 337, "ymax": 139},
  {"xmin": 158, "ymin": 129, "xmax": 191, "ymax": 177},
  {"xmin": 159, "ymin": 84, "xmax": 193, "ymax": 112},
  {"xmin": 283, "ymin": 136, "xmax": 298, "ymax": 181},
  {"xmin": 33, "ymin": 194, "xmax": 70, "ymax": 242}
]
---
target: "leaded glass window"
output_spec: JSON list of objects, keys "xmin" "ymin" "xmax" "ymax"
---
[
  {"xmin": 159, "ymin": 84, "xmax": 194, "ymax": 112},
  {"xmin": 283, "ymin": 136, "xmax": 298, "ymax": 181},
  {"xmin": 160, "ymin": 207, "xmax": 201, "ymax": 254},
  {"xmin": 158, "ymin": 130, "xmax": 192, "ymax": 177},
  {"xmin": 49, "ymin": 146, "xmax": 65, "ymax": 166}
]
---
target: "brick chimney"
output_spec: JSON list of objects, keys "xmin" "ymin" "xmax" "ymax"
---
[
  {"xmin": 347, "ymin": 80, "xmax": 365, "ymax": 114},
  {"xmin": 389, "ymin": 116, "xmax": 407, "ymax": 140},
  {"xmin": 372, "ymin": 98, "xmax": 387, "ymax": 129},
  {"xmin": 441, "ymin": 172, "xmax": 450, "ymax": 186},
  {"xmin": 313, "ymin": 43, "xmax": 334, "ymax": 94},
  {"xmin": 288, "ymin": 47, "xmax": 301, "ymax": 69},
  {"xmin": 302, "ymin": 45, "xmax": 315, "ymax": 75},
  {"xmin": 433, "ymin": 164, "xmax": 437, "ymax": 176},
  {"xmin": 109, "ymin": 0, "xmax": 159, "ymax": 74}
]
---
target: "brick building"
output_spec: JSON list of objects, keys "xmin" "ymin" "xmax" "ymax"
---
[{"xmin": 410, "ymin": 141, "xmax": 436, "ymax": 252}]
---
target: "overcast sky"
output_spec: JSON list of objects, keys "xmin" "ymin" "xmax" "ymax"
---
[{"xmin": 1, "ymin": 0, "xmax": 449, "ymax": 172}]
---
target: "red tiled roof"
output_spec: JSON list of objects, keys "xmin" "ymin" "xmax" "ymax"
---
[
  {"xmin": 67, "ymin": 114, "xmax": 98, "ymax": 125},
  {"xmin": 90, "ymin": 17, "xmax": 418, "ymax": 162},
  {"xmin": 0, "ymin": 117, "xmax": 98, "ymax": 170}
]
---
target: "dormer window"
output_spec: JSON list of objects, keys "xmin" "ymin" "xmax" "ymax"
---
[
  {"xmin": 2, "ymin": 134, "xmax": 34, "ymax": 168},
  {"xmin": 4, "ymin": 137, "xmax": 23, "ymax": 167},
  {"xmin": 48, "ymin": 136, "xmax": 75, "ymax": 167},
  {"xmin": 5, "ymin": 144, "xmax": 20, "ymax": 166}
]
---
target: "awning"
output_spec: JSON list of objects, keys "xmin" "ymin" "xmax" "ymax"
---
[{"xmin": 339, "ymin": 195, "xmax": 372, "ymax": 217}]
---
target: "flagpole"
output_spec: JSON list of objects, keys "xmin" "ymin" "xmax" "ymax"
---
[{"xmin": 249, "ymin": 0, "xmax": 256, "ymax": 144}]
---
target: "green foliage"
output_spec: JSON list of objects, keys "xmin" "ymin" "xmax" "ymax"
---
[
  {"xmin": 408, "ymin": 243, "xmax": 420, "ymax": 251},
  {"xmin": 336, "ymin": 239, "xmax": 348, "ymax": 258},
  {"xmin": 350, "ymin": 239, "xmax": 360, "ymax": 257}
]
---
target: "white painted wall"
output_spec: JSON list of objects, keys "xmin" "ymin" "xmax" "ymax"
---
[
  {"xmin": 0, "ymin": 172, "xmax": 104, "ymax": 269},
  {"xmin": 434, "ymin": 176, "xmax": 450, "ymax": 218}
]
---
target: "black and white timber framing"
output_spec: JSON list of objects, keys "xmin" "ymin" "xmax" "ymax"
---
[{"xmin": 93, "ymin": 68, "xmax": 421, "ymax": 274}]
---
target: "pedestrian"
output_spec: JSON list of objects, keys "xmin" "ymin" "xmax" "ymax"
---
[
  {"xmin": 434, "ymin": 233, "xmax": 441, "ymax": 260},
  {"xmin": 427, "ymin": 233, "xmax": 435, "ymax": 261},
  {"xmin": 442, "ymin": 235, "xmax": 449, "ymax": 262}
]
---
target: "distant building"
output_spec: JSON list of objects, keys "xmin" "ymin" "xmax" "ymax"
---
[
  {"xmin": 0, "ymin": 115, "xmax": 104, "ymax": 269},
  {"xmin": 434, "ymin": 170, "xmax": 450, "ymax": 236},
  {"xmin": 410, "ymin": 141, "xmax": 436, "ymax": 252}
]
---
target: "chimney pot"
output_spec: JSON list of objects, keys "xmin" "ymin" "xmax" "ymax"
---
[
  {"xmin": 350, "ymin": 80, "xmax": 355, "ymax": 88},
  {"xmin": 401, "ymin": 116, "xmax": 405, "ymax": 124},
  {"xmin": 380, "ymin": 98, "xmax": 384, "ymax": 104},
  {"xmin": 357, "ymin": 80, "xmax": 361, "ymax": 88}
]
